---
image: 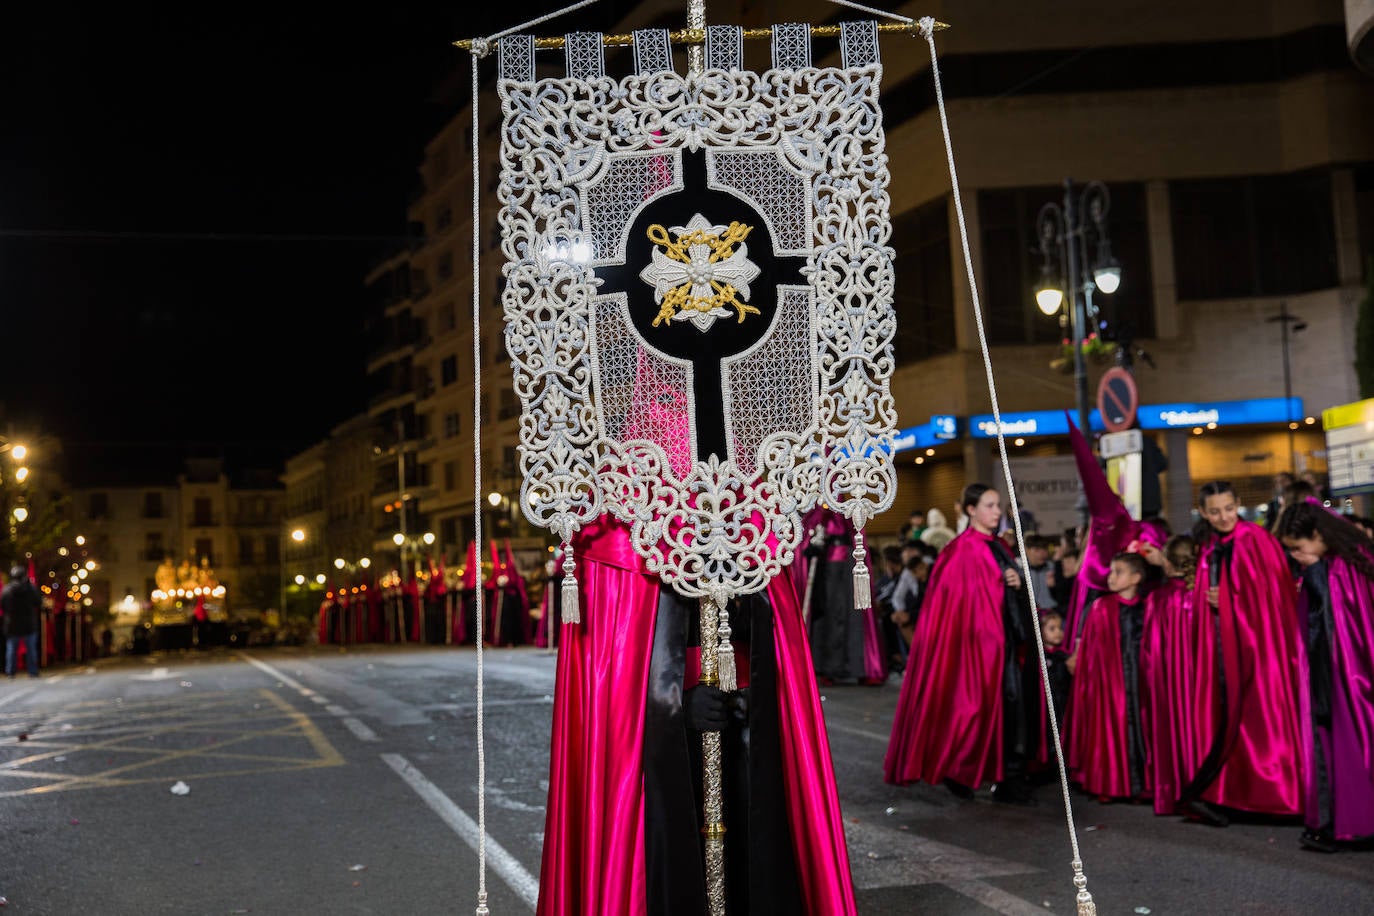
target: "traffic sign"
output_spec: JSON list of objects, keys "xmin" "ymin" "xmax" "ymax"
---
[{"xmin": 1097, "ymin": 366, "xmax": 1138, "ymax": 432}]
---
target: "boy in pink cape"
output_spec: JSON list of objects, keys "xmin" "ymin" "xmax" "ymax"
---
[{"xmin": 1067, "ymin": 551, "xmax": 1149, "ymax": 800}]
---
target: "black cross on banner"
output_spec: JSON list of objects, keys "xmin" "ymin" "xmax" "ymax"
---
[{"xmin": 597, "ymin": 150, "xmax": 808, "ymax": 462}]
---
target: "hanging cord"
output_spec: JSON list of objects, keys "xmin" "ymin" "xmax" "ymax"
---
[
  {"xmin": 821, "ymin": 0, "xmax": 913, "ymax": 23},
  {"xmin": 465, "ymin": 7, "xmax": 605, "ymax": 913},
  {"xmin": 468, "ymin": 49, "xmax": 490, "ymax": 916},
  {"xmin": 918, "ymin": 17, "xmax": 1097, "ymax": 916}
]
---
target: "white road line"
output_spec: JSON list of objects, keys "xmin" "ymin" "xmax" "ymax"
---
[
  {"xmin": 0, "ymin": 687, "xmax": 36, "ymax": 708},
  {"xmin": 382, "ymin": 752, "xmax": 539, "ymax": 910},
  {"xmin": 946, "ymin": 879, "xmax": 1053, "ymax": 916},
  {"xmin": 325, "ymin": 704, "xmax": 350, "ymax": 716},
  {"xmin": 341, "ymin": 717, "xmax": 380, "ymax": 742},
  {"xmin": 238, "ymin": 654, "xmax": 310, "ymax": 692}
]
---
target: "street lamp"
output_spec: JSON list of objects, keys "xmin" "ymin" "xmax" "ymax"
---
[
  {"xmin": 1267, "ymin": 301, "xmax": 1307, "ymax": 471},
  {"xmin": 281, "ymin": 527, "xmax": 310, "ymax": 627},
  {"xmin": 1035, "ymin": 178, "xmax": 1122, "ymax": 439}
]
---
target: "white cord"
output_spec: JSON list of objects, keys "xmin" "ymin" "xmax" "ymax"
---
[
  {"xmin": 487, "ymin": 0, "xmax": 603, "ymax": 44},
  {"xmin": 820, "ymin": 0, "xmax": 913, "ymax": 23},
  {"xmin": 918, "ymin": 16, "xmax": 1096, "ymax": 914},
  {"xmin": 468, "ymin": 51, "xmax": 489, "ymax": 916}
]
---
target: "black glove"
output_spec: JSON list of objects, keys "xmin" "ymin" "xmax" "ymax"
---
[
  {"xmin": 728, "ymin": 687, "xmax": 750, "ymax": 727},
  {"xmin": 683, "ymin": 685, "xmax": 731, "ymax": 731}
]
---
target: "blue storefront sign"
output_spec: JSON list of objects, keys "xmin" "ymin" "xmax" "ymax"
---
[
  {"xmin": 967, "ymin": 397, "xmax": 1304, "ymax": 439},
  {"xmin": 891, "ymin": 417, "xmax": 958, "ymax": 453},
  {"xmin": 969, "ymin": 410, "xmax": 1094, "ymax": 439},
  {"xmin": 1137, "ymin": 397, "xmax": 1302, "ymax": 430}
]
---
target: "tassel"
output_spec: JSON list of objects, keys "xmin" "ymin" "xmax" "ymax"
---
[
  {"xmin": 560, "ymin": 543, "xmax": 580, "ymax": 625},
  {"xmin": 852, "ymin": 531, "xmax": 872, "ymax": 610},
  {"xmin": 716, "ymin": 600, "xmax": 737, "ymax": 691},
  {"xmin": 1073, "ymin": 863, "xmax": 1096, "ymax": 916}
]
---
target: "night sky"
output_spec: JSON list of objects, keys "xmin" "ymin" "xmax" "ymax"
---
[{"xmin": 1, "ymin": 6, "xmax": 561, "ymax": 478}]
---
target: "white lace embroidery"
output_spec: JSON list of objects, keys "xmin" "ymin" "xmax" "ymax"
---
[{"xmin": 499, "ymin": 63, "xmax": 895, "ymax": 600}]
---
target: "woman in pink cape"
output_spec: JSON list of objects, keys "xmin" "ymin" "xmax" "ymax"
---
[
  {"xmin": 1181, "ymin": 480, "xmax": 1307, "ymax": 823},
  {"xmin": 1276, "ymin": 501, "xmax": 1374, "ymax": 850},
  {"xmin": 884, "ymin": 483, "xmax": 1035, "ymax": 804}
]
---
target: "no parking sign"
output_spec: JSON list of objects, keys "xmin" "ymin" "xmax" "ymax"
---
[{"xmin": 1097, "ymin": 367, "xmax": 1138, "ymax": 433}]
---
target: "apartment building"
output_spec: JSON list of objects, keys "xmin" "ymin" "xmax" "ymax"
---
[{"xmin": 341, "ymin": 0, "xmax": 1373, "ymax": 552}]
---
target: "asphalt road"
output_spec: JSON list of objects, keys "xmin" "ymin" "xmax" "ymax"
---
[{"xmin": 0, "ymin": 646, "xmax": 1369, "ymax": 915}]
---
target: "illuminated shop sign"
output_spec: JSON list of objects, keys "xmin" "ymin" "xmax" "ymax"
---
[
  {"xmin": 892, "ymin": 415, "xmax": 965, "ymax": 452},
  {"xmin": 1140, "ymin": 398, "xmax": 1302, "ymax": 429},
  {"xmin": 969, "ymin": 411, "xmax": 1087, "ymax": 439},
  {"xmin": 968, "ymin": 398, "xmax": 1303, "ymax": 439}
]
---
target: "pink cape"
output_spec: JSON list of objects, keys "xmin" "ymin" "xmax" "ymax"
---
[
  {"xmin": 1068, "ymin": 594, "xmax": 1143, "ymax": 797},
  {"xmin": 1304, "ymin": 554, "xmax": 1374, "ymax": 838},
  {"xmin": 1189, "ymin": 520, "xmax": 1307, "ymax": 815},
  {"xmin": 1140, "ymin": 576, "xmax": 1203, "ymax": 815},
  {"xmin": 885, "ymin": 528, "xmax": 1006, "ymax": 788},
  {"xmin": 537, "ymin": 518, "xmax": 856, "ymax": 915}
]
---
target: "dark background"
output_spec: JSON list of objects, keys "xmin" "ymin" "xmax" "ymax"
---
[{"xmin": 0, "ymin": 6, "xmax": 526, "ymax": 477}]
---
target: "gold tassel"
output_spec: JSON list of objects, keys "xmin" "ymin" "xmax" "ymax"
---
[
  {"xmin": 852, "ymin": 530, "xmax": 872, "ymax": 610},
  {"xmin": 560, "ymin": 543, "xmax": 580, "ymax": 625}
]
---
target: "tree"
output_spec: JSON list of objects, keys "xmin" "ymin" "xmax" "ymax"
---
[{"xmin": 1358, "ymin": 256, "xmax": 1374, "ymax": 400}]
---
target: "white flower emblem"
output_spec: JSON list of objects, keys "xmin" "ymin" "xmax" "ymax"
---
[{"xmin": 639, "ymin": 213, "xmax": 762, "ymax": 331}]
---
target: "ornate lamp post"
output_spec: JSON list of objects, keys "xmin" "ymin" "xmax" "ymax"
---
[{"xmin": 1034, "ymin": 179, "xmax": 1122, "ymax": 438}]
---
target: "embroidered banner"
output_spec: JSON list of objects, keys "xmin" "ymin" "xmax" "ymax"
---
[{"xmin": 497, "ymin": 24, "xmax": 897, "ymax": 603}]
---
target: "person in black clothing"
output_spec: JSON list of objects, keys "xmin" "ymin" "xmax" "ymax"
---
[{"xmin": 3, "ymin": 566, "xmax": 42, "ymax": 678}]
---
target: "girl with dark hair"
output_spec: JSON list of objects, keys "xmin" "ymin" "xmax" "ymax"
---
[
  {"xmin": 1276, "ymin": 501, "xmax": 1374, "ymax": 851},
  {"xmin": 1182, "ymin": 480, "xmax": 1307, "ymax": 823},
  {"xmin": 1140, "ymin": 535, "xmax": 1204, "ymax": 817},
  {"xmin": 885, "ymin": 483, "xmax": 1035, "ymax": 804}
]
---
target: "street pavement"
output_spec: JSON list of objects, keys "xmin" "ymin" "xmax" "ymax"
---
[{"xmin": 0, "ymin": 645, "xmax": 1369, "ymax": 915}]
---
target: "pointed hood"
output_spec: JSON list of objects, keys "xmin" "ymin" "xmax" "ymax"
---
[
  {"xmin": 461, "ymin": 540, "xmax": 479, "ymax": 590},
  {"xmin": 1067, "ymin": 412, "xmax": 1128, "ymax": 529}
]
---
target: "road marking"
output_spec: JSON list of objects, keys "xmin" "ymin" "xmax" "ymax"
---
[
  {"xmin": 340, "ymin": 717, "xmax": 379, "ymax": 742},
  {"xmin": 238, "ymin": 654, "xmax": 309, "ymax": 692},
  {"xmin": 946, "ymin": 879, "xmax": 1052, "ymax": 916},
  {"xmin": 0, "ymin": 688, "xmax": 36, "ymax": 709},
  {"xmin": 0, "ymin": 689, "xmax": 344, "ymax": 796},
  {"xmin": 131, "ymin": 667, "xmax": 180, "ymax": 681},
  {"xmin": 239, "ymin": 654, "xmax": 382, "ymax": 743},
  {"xmin": 382, "ymin": 752, "xmax": 538, "ymax": 910}
]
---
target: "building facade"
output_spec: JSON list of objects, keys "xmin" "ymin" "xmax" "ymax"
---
[
  {"xmin": 71, "ymin": 458, "xmax": 283, "ymax": 621},
  {"xmin": 342, "ymin": 0, "xmax": 1372, "ymax": 558}
]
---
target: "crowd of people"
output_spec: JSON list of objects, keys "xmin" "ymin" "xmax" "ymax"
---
[{"xmin": 871, "ymin": 462, "xmax": 1374, "ymax": 855}]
